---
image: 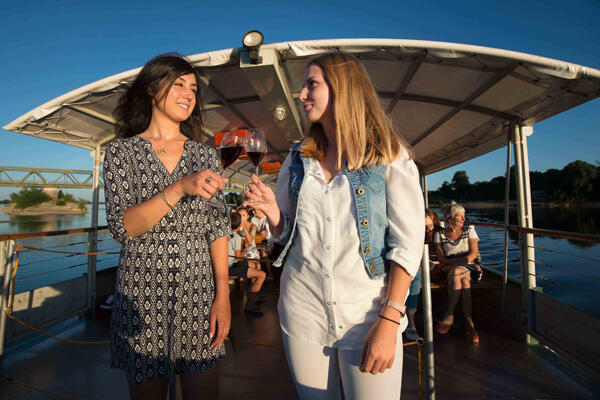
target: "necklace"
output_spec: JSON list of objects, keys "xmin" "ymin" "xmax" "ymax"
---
[{"xmin": 156, "ymin": 148, "xmax": 166, "ymax": 155}]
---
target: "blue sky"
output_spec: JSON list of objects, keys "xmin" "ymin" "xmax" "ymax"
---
[{"xmin": 1, "ymin": 0, "xmax": 599, "ymax": 200}]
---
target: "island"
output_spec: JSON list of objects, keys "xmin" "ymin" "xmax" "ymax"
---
[{"xmin": 2, "ymin": 187, "xmax": 89, "ymax": 216}]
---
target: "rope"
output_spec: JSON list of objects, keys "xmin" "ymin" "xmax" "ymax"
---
[
  {"xmin": 15, "ymin": 243, "xmax": 119, "ymax": 255},
  {"xmin": 4, "ymin": 244, "xmax": 110, "ymax": 344}
]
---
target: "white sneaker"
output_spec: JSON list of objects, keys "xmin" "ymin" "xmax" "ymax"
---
[{"xmin": 405, "ymin": 328, "xmax": 421, "ymax": 341}]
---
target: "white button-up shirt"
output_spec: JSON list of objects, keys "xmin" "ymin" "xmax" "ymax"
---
[{"xmin": 274, "ymin": 149, "xmax": 424, "ymax": 349}]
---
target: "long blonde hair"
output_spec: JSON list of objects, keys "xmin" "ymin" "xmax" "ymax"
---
[{"xmin": 300, "ymin": 53, "xmax": 410, "ymax": 171}]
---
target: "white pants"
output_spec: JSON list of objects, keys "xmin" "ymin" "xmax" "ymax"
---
[{"xmin": 282, "ymin": 333, "xmax": 403, "ymax": 400}]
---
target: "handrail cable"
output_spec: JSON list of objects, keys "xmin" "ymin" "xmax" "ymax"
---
[
  {"xmin": 527, "ymin": 272, "xmax": 600, "ymax": 301},
  {"xmin": 17, "ymin": 262, "xmax": 89, "ymax": 281},
  {"xmin": 528, "ymin": 244, "xmax": 600, "ymax": 264},
  {"xmin": 530, "ymin": 259, "xmax": 600, "ymax": 282},
  {"xmin": 467, "ymin": 220, "xmax": 600, "ymax": 243}
]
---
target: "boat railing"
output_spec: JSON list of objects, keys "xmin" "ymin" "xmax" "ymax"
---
[
  {"xmin": 0, "ymin": 226, "xmax": 118, "ymax": 361},
  {"xmin": 1, "ymin": 223, "xmax": 599, "ymax": 376},
  {"xmin": 466, "ymin": 220, "xmax": 600, "ymax": 376}
]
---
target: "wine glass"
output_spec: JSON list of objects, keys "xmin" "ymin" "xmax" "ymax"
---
[
  {"xmin": 219, "ymin": 131, "xmax": 244, "ymax": 170},
  {"xmin": 204, "ymin": 132, "xmax": 243, "ymax": 209},
  {"xmin": 243, "ymin": 128, "xmax": 267, "ymax": 205},
  {"xmin": 244, "ymin": 128, "xmax": 267, "ymax": 176}
]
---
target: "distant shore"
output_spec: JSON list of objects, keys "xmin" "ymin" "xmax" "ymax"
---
[
  {"xmin": 431, "ymin": 201, "xmax": 600, "ymax": 209},
  {"xmin": 2, "ymin": 203, "xmax": 87, "ymax": 216}
]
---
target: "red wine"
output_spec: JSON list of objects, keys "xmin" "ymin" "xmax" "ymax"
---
[
  {"xmin": 246, "ymin": 151, "xmax": 265, "ymax": 167},
  {"xmin": 220, "ymin": 145, "xmax": 243, "ymax": 169}
]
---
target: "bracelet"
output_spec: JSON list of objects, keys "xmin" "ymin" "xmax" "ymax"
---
[
  {"xmin": 378, "ymin": 314, "xmax": 400, "ymax": 325},
  {"xmin": 159, "ymin": 191, "xmax": 174, "ymax": 210},
  {"xmin": 380, "ymin": 297, "xmax": 406, "ymax": 318}
]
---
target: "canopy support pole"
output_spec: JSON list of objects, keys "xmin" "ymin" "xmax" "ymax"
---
[
  {"xmin": 502, "ymin": 131, "xmax": 511, "ymax": 313},
  {"xmin": 511, "ymin": 125, "xmax": 537, "ymax": 344},
  {"xmin": 0, "ymin": 240, "xmax": 16, "ymax": 368},
  {"xmin": 421, "ymin": 175, "xmax": 436, "ymax": 400},
  {"xmin": 86, "ymin": 144, "xmax": 101, "ymax": 319}
]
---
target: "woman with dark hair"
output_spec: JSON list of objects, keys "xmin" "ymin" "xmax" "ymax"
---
[
  {"xmin": 245, "ymin": 53, "xmax": 424, "ymax": 399},
  {"xmin": 104, "ymin": 53, "xmax": 231, "ymax": 399}
]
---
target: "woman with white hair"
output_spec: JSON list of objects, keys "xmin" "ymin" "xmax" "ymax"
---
[{"xmin": 433, "ymin": 201, "xmax": 482, "ymax": 343}]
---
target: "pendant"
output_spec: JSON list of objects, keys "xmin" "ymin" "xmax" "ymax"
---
[{"xmin": 156, "ymin": 148, "xmax": 166, "ymax": 155}]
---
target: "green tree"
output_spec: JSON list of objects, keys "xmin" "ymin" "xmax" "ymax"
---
[
  {"xmin": 561, "ymin": 160, "xmax": 597, "ymax": 202},
  {"xmin": 10, "ymin": 187, "xmax": 51, "ymax": 209}
]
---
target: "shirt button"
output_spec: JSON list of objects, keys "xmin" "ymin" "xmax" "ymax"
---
[
  {"xmin": 326, "ymin": 245, "xmax": 331, "ymax": 250},
  {"xmin": 331, "ymin": 325, "xmax": 335, "ymax": 330},
  {"xmin": 333, "ymin": 301, "xmax": 337, "ymax": 305},
  {"xmin": 327, "ymin": 301, "xmax": 331, "ymax": 306},
  {"xmin": 338, "ymin": 325, "xmax": 343, "ymax": 329},
  {"xmin": 327, "ymin": 217, "xmax": 331, "ymax": 222},
  {"xmin": 325, "ymin": 190, "xmax": 329, "ymax": 195},
  {"xmin": 325, "ymin": 274, "xmax": 329, "ymax": 278}
]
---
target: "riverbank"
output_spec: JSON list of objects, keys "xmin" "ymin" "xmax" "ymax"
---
[
  {"xmin": 2, "ymin": 202, "xmax": 87, "ymax": 216},
  {"xmin": 431, "ymin": 201, "xmax": 600, "ymax": 209}
]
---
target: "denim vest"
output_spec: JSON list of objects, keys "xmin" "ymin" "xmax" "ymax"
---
[{"xmin": 273, "ymin": 142, "xmax": 389, "ymax": 279}]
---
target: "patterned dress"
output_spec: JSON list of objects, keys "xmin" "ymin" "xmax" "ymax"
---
[{"xmin": 103, "ymin": 135, "xmax": 231, "ymax": 384}]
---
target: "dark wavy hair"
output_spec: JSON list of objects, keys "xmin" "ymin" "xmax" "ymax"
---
[{"xmin": 113, "ymin": 53, "xmax": 204, "ymax": 141}]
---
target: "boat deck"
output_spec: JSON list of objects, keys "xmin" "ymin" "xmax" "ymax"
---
[{"xmin": 0, "ymin": 279, "xmax": 596, "ymax": 399}]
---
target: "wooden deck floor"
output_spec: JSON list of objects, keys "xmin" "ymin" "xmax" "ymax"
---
[{"xmin": 0, "ymin": 279, "xmax": 596, "ymax": 399}]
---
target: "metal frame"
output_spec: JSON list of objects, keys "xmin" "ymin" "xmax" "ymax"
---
[
  {"xmin": 0, "ymin": 166, "xmax": 103, "ymax": 189},
  {"xmin": 420, "ymin": 175, "xmax": 436, "ymax": 400},
  {"xmin": 511, "ymin": 124, "xmax": 537, "ymax": 344},
  {"xmin": 86, "ymin": 144, "xmax": 101, "ymax": 318}
]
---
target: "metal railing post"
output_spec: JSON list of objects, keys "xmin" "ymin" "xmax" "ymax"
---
[
  {"xmin": 421, "ymin": 175, "xmax": 436, "ymax": 399},
  {"xmin": 502, "ymin": 131, "xmax": 511, "ymax": 313},
  {"xmin": 0, "ymin": 239, "xmax": 16, "ymax": 366},
  {"xmin": 511, "ymin": 125, "xmax": 537, "ymax": 344},
  {"xmin": 87, "ymin": 144, "xmax": 101, "ymax": 319}
]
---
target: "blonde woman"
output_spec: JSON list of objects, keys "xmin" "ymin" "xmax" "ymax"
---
[{"xmin": 245, "ymin": 53, "xmax": 424, "ymax": 399}]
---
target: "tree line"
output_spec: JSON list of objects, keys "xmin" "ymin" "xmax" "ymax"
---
[{"xmin": 430, "ymin": 160, "xmax": 600, "ymax": 204}]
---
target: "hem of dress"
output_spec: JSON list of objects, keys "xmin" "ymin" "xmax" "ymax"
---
[{"xmin": 111, "ymin": 353, "xmax": 225, "ymax": 385}]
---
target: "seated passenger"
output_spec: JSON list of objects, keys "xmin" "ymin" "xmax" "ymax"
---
[
  {"xmin": 425, "ymin": 208, "xmax": 443, "ymax": 261},
  {"xmin": 405, "ymin": 208, "xmax": 443, "ymax": 341},
  {"xmin": 251, "ymin": 207, "xmax": 274, "ymax": 280},
  {"xmin": 229, "ymin": 212, "xmax": 266, "ymax": 316},
  {"xmin": 433, "ymin": 202, "xmax": 482, "ymax": 343},
  {"xmin": 237, "ymin": 207, "xmax": 261, "ymax": 264}
]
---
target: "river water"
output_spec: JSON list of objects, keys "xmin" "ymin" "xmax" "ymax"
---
[{"xmin": 2, "ymin": 205, "xmax": 599, "ymax": 317}]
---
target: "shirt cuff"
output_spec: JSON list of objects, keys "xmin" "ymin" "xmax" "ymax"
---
[{"xmin": 386, "ymin": 246, "xmax": 422, "ymax": 278}]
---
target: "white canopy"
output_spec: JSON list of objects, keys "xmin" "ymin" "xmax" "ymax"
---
[{"xmin": 4, "ymin": 39, "xmax": 600, "ymax": 186}]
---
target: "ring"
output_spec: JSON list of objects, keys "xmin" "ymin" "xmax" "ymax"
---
[{"xmin": 205, "ymin": 175, "xmax": 213, "ymax": 184}]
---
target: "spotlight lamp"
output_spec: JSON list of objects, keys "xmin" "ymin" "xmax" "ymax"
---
[{"xmin": 243, "ymin": 30, "xmax": 264, "ymax": 64}]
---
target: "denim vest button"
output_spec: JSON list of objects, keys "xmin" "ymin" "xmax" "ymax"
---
[
  {"xmin": 369, "ymin": 264, "xmax": 376, "ymax": 271},
  {"xmin": 357, "ymin": 188, "xmax": 365, "ymax": 195},
  {"xmin": 365, "ymin": 247, "xmax": 371, "ymax": 254},
  {"xmin": 362, "ymin": 219, "xmax": 369, "ymax": 226}
]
